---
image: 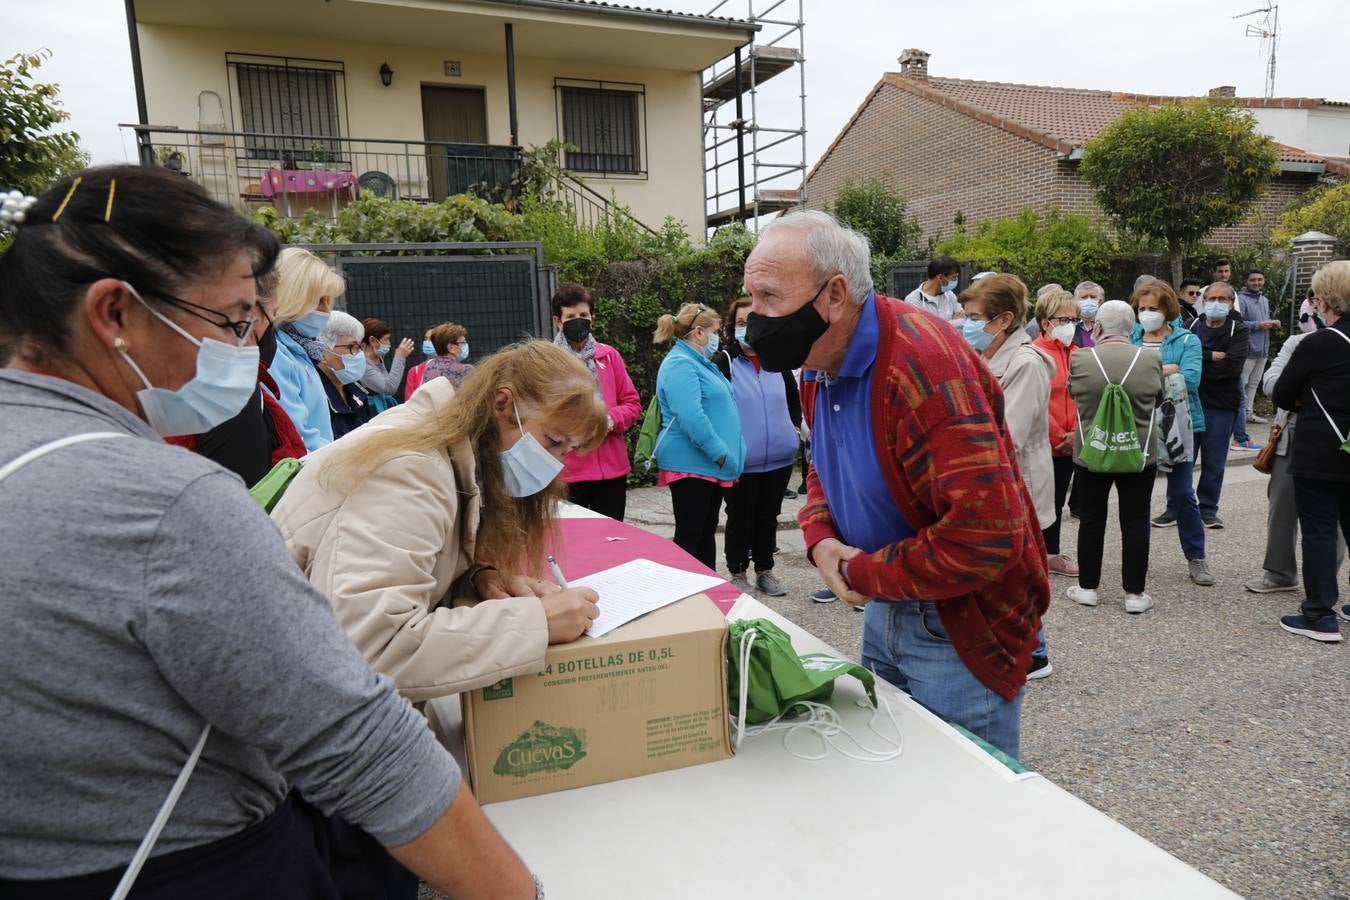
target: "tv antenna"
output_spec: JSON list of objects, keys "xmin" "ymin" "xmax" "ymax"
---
[{"xmin": 1234, "ymin": 4, "xmax": 1279, "ymax": 98}]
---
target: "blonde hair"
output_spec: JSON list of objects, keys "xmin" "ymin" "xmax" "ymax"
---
[
  {"xmin": 653, "ymin": 303, "xmax": 721, "ymax": 344},
  {"xmin": 960, "ymin": 273, "xmax": 1029, "ymax": 328},
  {"xmin": 275, "ymin": 247, "xmax": 345, "ymax": 323},
  {"xmin": 1312, "ymin": 260, "xmax": 1350, "ymax": 315},
  {"xmin": 319, "ymin": 341, "xmax": 609, "ymax": 576},
  {"xmin": 1034, "ymin": 288, "xmax": 1079, "ymax": 327}
]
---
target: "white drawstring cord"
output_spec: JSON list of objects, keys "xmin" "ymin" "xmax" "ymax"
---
[{"xmin": 734, "ymin": 628, "xmax": 902, "ymax": 762}]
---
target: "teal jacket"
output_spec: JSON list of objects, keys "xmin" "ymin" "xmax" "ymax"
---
[
  {"xmin": 1131, "ymin": 316, "xmax": 1206, "ymax": 434},
  {"xmin": 654, "ymin": 339, "xmax": 746, "ymax": 480}
]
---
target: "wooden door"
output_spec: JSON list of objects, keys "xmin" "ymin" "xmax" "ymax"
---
[{"xmin": 421, "ymin": 85, "xmax": 488, "ymax": 201}]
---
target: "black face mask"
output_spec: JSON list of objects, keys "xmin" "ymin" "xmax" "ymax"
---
[
  {"xmin": 744, "ymin": 281, "xmax": 830, "ymax": 373},
  {"xmin": 561, "ymin": 317, "xmax": 592, "ymax": 343},
  {"xmin": 256, "ymin": 307, "xmax": 278, "ymax": 367}
]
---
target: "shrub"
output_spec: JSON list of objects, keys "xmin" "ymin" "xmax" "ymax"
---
[{"xmin": 937, "ymin": 208, "xmax": 1116, "ymax": 291}]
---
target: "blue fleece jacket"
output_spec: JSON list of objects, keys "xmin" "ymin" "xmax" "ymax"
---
[
  {"xmin": 272, "ymin": 329, "xmax": 333, "ymax": 450},
  {"xmin": 731, "ymin": 355, "xmax": 798, "ymax": 474},
  {"xmin": 1131, "ymin": 316, "xmax": 1206, "ymax": 433},
  {"xmin": 655, "ymin": 339, "xmax": 746, "ymax": 480}
]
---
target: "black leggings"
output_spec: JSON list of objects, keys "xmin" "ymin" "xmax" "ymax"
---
[
  {"xmin": 567, "ymin": 476, "xmax": 628, "ymax": 522},
  {"xmin": 724, "ymin": 465, "xmax": 793, "ymax": 575},
  {"xmin": 669, "ymin": 477, "xmax": 723, "ymax": 571},
  {"xmin": 1073, "ymin": 464, "xmax": 1156, "ymax": 594},
  {"xmin": 1041, "ymin": 455, "xmax": 1076, "ymax": 556}
]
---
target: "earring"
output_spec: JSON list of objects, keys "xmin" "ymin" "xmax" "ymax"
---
[{"xmin": 113, "ymin": 337, "xmax": 128, "ymax": 352}]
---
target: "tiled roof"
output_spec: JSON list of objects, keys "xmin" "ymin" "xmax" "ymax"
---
[
  {"xmin": 816, "ymin": 73, "xmax": 1350, "ymax": 179},
  {"xmin": 489, "ymin": 0, "xmax": 756, "ymax": 29}
]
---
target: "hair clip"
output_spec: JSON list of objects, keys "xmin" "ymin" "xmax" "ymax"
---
[
  {"xmin": 51, "ymin": 176, "xmax": 82, "ymax": 222},
  {"xmin": 104, "ymin": 179, "xmax": 116, "ymax": 222}
]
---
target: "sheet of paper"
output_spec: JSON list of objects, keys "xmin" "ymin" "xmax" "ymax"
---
[{"xmin": 571, "ymin": 558, "xmax": 725, "ymax": 638}]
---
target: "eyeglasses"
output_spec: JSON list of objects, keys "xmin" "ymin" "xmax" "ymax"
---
[
  {"xmin": 146, "ymin": 290, "xmax": 258, "ymax": 343},
  {"xmin": 1047, "ymin": 316, "xmax": 1081, "ymax": 327},
  {"xmin": 334, "ymin": 341, "xmax": 363, "ymax": 355}
]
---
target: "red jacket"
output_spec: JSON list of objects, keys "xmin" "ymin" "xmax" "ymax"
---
[
  {"xmin": 563, "ymin": 342, "xmax": 642, "ymax": 483},
  {"xmin": 1032, "ymin": 334, "xmax": 1078, "ymax": 457},
  {"xmin": 799, "ymin": 295, "xmax": 1050, "ymax": 700}
]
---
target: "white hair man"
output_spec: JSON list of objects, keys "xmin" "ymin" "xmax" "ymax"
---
[
  {"xmin": 741, "ymin": 209, "xmax": 1050, "ymax": 761},
  {"xmin": 316, "ymin": 310, "xmax": 375, "ymax": 438},
  {"xmin": 1074, "ymin": 280, "xmax": 1105, "ymax": 336}
]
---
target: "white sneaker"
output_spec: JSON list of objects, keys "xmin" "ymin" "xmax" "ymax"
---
[
  {"xmin": 1124, "ymin": 592, "xmax": 1154, "ymax": 614},
  {"xmin": 1066, "ymin": 586, "xmax": 1098, "ymax": 607}
]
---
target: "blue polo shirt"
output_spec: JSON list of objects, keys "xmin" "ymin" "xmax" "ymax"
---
[{"xmin": 810, "ymin": 292, "xmax": 915, "ymax": 554}]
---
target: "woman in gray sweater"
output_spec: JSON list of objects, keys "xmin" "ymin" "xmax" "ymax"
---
[
  {"xmin": 358, "ymin": 315, "xmax": 413, "ymax": 400},
  {"xmin": 0, "ymin": 166, "xmax": 537, "ymax": 899}
]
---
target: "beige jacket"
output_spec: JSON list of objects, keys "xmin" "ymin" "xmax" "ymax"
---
[
  {"xmin": 986, "ymin": 329, "xmax": 1057, "ymax": 528},
  {"xmin": 271, "ymin": 378, "xmax": 550, "ymax": 702}
]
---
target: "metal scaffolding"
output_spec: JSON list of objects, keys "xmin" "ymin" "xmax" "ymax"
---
[{"xmin": 702, "ymin": 0, "xmax": 807, "ymax": 231}]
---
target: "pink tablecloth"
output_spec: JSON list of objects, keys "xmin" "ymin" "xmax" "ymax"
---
[
  {"xmin": 557, "ymin": 516, "xmax": 740, "ymax": 615},
  {"xmin": 260, "ymin": 168, "xmax": 359, "ymax": 198}
]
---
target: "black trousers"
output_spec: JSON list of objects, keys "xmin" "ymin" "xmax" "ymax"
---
[
  {"xmin": 567, "ymin": 475, "xmax": 628, "ymax": 522},
  {"xmin": 1293, "ymin": 476, "xmax": 1350, "ymax": 621},
  {"xmin": 1042, "ymin": 455, "xmax": 1076, "ymax": 555},
  {"xmin": 1073, "ymin": 464, "xmax": 1156, "ymax": 594},
  {"xmin": 724, "ymin": 464, "xmax": 793, "ymax": 575},
  {"xmin": 669, "ymin": 477, "xmax": 723, "ymax": 571}
]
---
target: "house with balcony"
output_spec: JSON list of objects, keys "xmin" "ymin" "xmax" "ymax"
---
[{"xmin": 121, "ymin": 0, "xmax": 757, "ymax": 235}]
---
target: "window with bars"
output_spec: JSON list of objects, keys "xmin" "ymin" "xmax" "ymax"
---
[
  {"xmin": 558, "ymin": 84, "xmax": 644, "ymax": 176},
  {"xmin": 234, "ymin": 61, "xmax": 344, "ymax": 162}
]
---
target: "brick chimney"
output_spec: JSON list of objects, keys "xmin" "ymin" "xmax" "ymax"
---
[
  {"xmin": 1208, "ymin": 85, "xmax": 1237, "ymax": 98},
  {"xmin": 899, "ymin": 48, "xmax": 930, "ymax": 80}
]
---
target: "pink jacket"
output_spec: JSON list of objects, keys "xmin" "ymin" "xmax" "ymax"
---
[{"xmin": 564, "ymin": 342, "xmax": 641, "ymax": 483}]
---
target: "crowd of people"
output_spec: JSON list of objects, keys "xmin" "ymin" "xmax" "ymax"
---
[{"xmin": 2, "ymin": 165, "xmax": 1346, "ymax": 895}]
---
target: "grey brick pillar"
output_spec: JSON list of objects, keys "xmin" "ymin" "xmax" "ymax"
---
[{"xmin": 1291, "ymin": 231, "xmax": 1337, "ymax": 301}]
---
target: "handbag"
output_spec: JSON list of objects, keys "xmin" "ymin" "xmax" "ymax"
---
[{"xmin": 1253, "ymin": 423, "xmax": 1283, "ymax": 475}]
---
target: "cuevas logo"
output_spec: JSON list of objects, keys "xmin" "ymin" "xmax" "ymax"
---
[{"xmin": 493, "ymin": 721, "xmax": 587, "ymax": 778}]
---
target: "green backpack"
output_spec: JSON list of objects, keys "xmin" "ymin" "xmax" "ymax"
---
[
  {"xmin": 1078, "ymin": 347, "xmax": 1153, "ymax": 474},
  {"xmin": 632, "ymin": 395, "xmax": 676, "ymax": 473},
  {"xmin": 249, "ymin": 457, "xmax": 303, "ymax": 512}
]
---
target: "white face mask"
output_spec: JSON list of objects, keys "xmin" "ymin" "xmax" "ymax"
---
[
  {"xmin": 499, "ymin": 401, "xmax": 565, "ymax": 498},
  {"xmin": 1138, "ymin": 311, "xmax": 1166, "ymax": 333},
  {"xmin": 117, "ymin": 283, "xmax": 259, "ymax": 436},
  {"xmin": 1051, "ymin": 323, "xmax": 1077, "ymax": 347}
]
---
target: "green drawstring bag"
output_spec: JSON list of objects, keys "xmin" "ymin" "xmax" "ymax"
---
[
  {"xmin": 1078, "ymin": 347, "xmax": 1152, "ymax": 474},
  {"xmin": 727, "ymin": 618, "xmax": 877, "ymax": 726},
  {"xmin": 249, "ymin": 457, "xmax": 303, "ymax": 512}
]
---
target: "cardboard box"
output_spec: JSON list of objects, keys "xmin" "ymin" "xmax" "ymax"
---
[{"xmin": 462, "ymin": 593, "xmax": 731, "ymax": 804}]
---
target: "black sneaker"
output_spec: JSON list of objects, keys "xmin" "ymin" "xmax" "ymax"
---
[
  {"xmin": 1202, "ymin": 513, "xmax": 1225, "ymax": 529},
  {"xmin": 1151, "ymin": 511, "xmax": 1177, "ymax": 528},
  {"xmin": 1340, "ymin": 605, "xmax": 1350, "ymax": 623},
  {"xmin": 1279, "ymin": 614, "xmax": 1343, "ymax": 642},
  {"xmin": 783, "ymin": 488, "xmax": 798, "ymax": 500},
  {"xmin": 1027, "ymin": 656, "xmax": 1053, "ymax": 680},
  {"xmin": 796, "ymin": 483, "xmax": 808, "ymax": 495},
  {"xmin": 811, "ymin": 588, "xmax": 837, "ymax": 603}
]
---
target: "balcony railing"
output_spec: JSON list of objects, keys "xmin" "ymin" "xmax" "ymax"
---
[{"xmin": 120, "ymin": 124, "xmax": 654, "ymax": 234}]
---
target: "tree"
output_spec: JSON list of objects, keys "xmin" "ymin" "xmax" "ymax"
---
[
  {"xmin": 0, "ymin": 49, "xmax": 89, "ymax": 196},
  {"xmin": 825, "ymin": 176, "xmax": 924, "ymax": 287},
  {"xmin": 1079, "ymin": 100, "xmax": 1280, "ymax": 285},
  {"xmin": 1273, "ymin": 181, "xmax": 1350, "ymax": 254},
  {"xmin": 938, "ymin": 208, "xmax": 1116, "ymax": 292}
]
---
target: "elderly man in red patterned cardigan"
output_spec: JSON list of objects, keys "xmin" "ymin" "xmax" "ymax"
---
[{"xmin": 743, "ymin": 210, "xmax": 1050, "ymax": 759}]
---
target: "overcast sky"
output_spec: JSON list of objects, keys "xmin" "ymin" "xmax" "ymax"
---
[{"xmin": 7, "ymin": 0, "xmax": 1345, "ymax": 169}]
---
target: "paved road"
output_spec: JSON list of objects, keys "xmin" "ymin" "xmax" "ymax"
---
[{"xmin": 624, "ymin": 460, "xmax": 1347, "ymax": 900}]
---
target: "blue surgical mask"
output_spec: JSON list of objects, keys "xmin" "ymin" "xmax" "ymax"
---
[
  {"xmin": 292, "ymin": 309, "xmax": 329, "ymax": 338},
  {"xmin": 459, "ymin": 342, "xmax": 470, "ymax": 362},
  {"xmin": 375, "ymin": 342, "xmax": 390, "ymax": 358},
  {"xmin": 1079, "ymin": 300, "xmax": 1099, "ymax": 318},
  {"xmin": 499, "ymin": 402, "xmax": 565, "ymax": 498},
  {"xmin": 703, "ymin": 333, "xmax": 720, "ymax": 357},
  {"xmin": 943, "ymin": 279, "xmax": 959, "ymax": 294},
  {"xmin": 422, "ymin": 339, "xmax": 436, "ymax": 356},
  {"xmin": 1205, "ymin": 301, "xmax": 1229, "ymax": 321},
  {"xmin": 734, "ymin": 325, "xmax": 749, "ymax": 347},
  {"xmin": 961, "ymin": 317, "xmax": 997, "ymax": 353},
  {"xmin": 335, "ymin": 351, "xmax": 366, "ymax": 384},
  {"xmin": 118, "ymin": 283, "xmax": 260, "ymax": 436}
]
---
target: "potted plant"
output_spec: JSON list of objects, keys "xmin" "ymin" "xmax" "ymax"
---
[{"xmin": 155, "ymin": 146, "xmax": 185, "ymax": 172}]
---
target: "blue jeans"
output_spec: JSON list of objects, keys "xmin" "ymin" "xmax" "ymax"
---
[
  {"xmin": 1165, "ymin": 456, "xmax": 1206, "ymax": 560},
  {"xmin": 861, "ymin": 600, "xmax": 1025, "ymax": 759},
  {"xmin": 1196, "ymin": 407, "xmax": 1237, "ymax": 517},
  {"xmin": 1034, "ymin": 628, "xmax": 1048, "ymax": 659}
]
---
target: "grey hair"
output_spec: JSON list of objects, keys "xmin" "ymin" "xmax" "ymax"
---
[
  {"xmin": 1074, "ymin": 280, "xmax": 1105, "ymax": 299},
  {"xmin": 1036, "ymin": 283, "xmax": 1064, "ymax": 299},
  {"xmin": 320, "ymin": 309, "xmax": 365, "ymax": 348},
  {"xmin": 1095, "ymin": 299, "xmax": 1136, "ymax": 337},
  {"xmin": 1202, "ymin": 282, "xmax": 1235, "ymax": 301},
  {"xmin": 757, "ymin": 209, "xmax": 874, "ymax": 304},
  {"xmin": 1133, "ymin": 274, "xmax": 1155, "ymax": 290},
  {"xmin": 971, "ymin": 271, "xmax": 997, "ymax": 282}
]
